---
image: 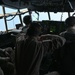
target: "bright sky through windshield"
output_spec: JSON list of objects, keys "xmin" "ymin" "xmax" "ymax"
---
[{"xmin": 0, "ymin": 6, "xmax": 74, "ymax": 31}]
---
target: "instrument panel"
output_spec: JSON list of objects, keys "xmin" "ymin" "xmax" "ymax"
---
[{"xmin": 35, "ymin": 20, "xmax": 66, "ymax": 35}]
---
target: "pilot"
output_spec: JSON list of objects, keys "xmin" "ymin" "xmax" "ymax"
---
[
  {"xmin": 16, "ymin": 15, "xmax": 32, "ymax": 42},
  {"xmin": 59, "ymin": 16, "xmax": 75, "ymax": 75},
  {"xmin": 15, "ymin": 22, "xmax": 65, "ymax": 75},
  {"xmin": 60, "ymin": 16, "xmax": 75, "ymax": 41},
  {"xmin": 21, "ymin": 15, "xmax": 32, "ymax": 33}
]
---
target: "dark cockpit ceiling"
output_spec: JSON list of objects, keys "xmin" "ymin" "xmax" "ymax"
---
[{"xmin": 0, "ymin": 0, "xmax": 75, "ymax": 12}]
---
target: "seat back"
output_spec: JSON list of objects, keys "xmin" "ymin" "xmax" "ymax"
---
[{"xmin": 61, "ymin": 34, "xmax": 75, "ymax": 75}]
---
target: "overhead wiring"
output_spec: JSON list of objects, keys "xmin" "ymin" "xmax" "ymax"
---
[{"xmin": 6, "ymin": 0, "xmax": 21, "ymax": 21}]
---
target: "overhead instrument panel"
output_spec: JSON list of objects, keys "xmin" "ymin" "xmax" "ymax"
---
[
  {"xmin": 0, "ymin": 0, "xmax": 75, "ymax": 12},
  {"xmin": 21, "ymin": 0, "xmax": 74, "ymax": 12},
  {"xmin": 28, "ymin": 0, "xmax": 74, "ymax": 12}
]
